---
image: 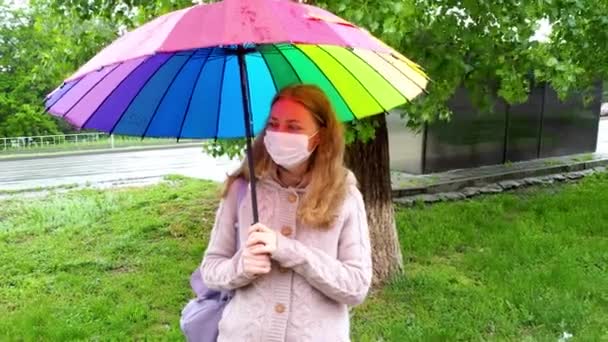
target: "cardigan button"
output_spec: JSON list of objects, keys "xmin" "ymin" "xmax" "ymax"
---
[
  {"xmin": 278, "ymin": 266, "xmax": 289, "ymax": 273},
  {"xmin": 275, "ymin": 303, "xmax": 286, "ymax": 313},
  {"xmin": 287, "ymin": 193, "xmax": 297, "ymax": 203},
  {"xmin": 281, "ymin": 226, "xmax": 293, "ymax": 237}
]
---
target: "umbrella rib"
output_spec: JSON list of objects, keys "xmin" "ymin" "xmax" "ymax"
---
[
  {"xmin": 141, "ymin": 51, "xmax": 197, "ymax": 139},
  {"xmin": 177, "ymin": 48, "xmax": 214, "ymax": 141},
  {"xmin": 375, "ymin": 52, "xmax": 430, "ymax": 95},
  {"xmin": 213, "ymin": 55, "xmax": 229, "ymax": 140},
  {"xmin": 286, "ymin": 44, "xmax": 357, "ymax": 121},
  {"xmin": 61, "ymin": 63, "xmax": 122, "ymax": 119},
  {"xmin": 109, "ymin": 55, "xmax": 174, "ymax": 135},
  {"xmin": 45, "ymin": 78, "xmax": 83, "ymax": 112},
  {"xmin": 81, "ymin": 57, "xmax": 148, "ymax": 130},
  {"xmin": 314, "ymin": 45, "xmax": 388, "ymax": 113}
]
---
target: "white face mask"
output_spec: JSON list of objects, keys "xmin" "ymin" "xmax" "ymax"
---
[{"xmin": 263, "ymin": 130, "xmax": 319, "ymax": 169}]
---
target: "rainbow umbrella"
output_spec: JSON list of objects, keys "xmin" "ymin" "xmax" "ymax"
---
[{"xmin": 45, "ymin": 0, "xmax": 429, "ymax": 221}]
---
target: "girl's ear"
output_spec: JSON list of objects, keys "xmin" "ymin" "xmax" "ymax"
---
[{"xmin": 309, "ymin": 129, "xmax": 322, "ymax": 152}]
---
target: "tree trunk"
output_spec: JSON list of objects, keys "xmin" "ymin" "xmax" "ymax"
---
[{"xmin": 345, "ymin": 114, "xmax": 403, "ymax": 286}]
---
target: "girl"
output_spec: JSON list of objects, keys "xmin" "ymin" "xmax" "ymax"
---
[{"xmin": 201, "ymin": 84, "xmax": 372, "ymax": 342}]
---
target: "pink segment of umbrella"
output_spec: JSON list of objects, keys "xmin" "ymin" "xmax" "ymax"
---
[{"xmin": 66, "ymin": 0, "xmax": 393, "ymax": 82}]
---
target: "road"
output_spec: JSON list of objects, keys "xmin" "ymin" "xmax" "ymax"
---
[{"xmin": 0, "ymin": 147, "xmax": 240, "ymax": 192}]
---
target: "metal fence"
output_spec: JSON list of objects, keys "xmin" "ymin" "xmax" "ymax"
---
[{"xmin": 1, "ymin": 132, "xmax": 111, "ymax": 151}]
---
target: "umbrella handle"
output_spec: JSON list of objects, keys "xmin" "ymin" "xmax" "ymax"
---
[{"xmin": 238, "ymin": 46, "xmax": 259, "ymax": 224}]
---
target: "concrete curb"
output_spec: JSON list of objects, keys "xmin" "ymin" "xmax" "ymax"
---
[
  {"xmin": 394, "ymin": 167, "xmax": 607, "ymax": 206},
  {"xmin": 392, "ymin": 158, "xmax": 608, "ymax": 198},
  {"xmin": 0, "ymin": 142, "xmax": 203, "ymax": 162}
]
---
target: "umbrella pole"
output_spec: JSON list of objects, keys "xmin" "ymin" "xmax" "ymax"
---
[{"xmin": 237, "ymin": 46, "xmax": 259, "ymax": 223}]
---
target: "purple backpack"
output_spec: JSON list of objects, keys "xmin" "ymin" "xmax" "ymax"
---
[{"xmin": 180, "ymin": 180, "xmax": 247, "ymax": 342}]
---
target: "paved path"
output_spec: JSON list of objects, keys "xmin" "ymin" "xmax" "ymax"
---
[{"xmin": 0, "ymin": 147, "xmax": 239, "ymax": 192}]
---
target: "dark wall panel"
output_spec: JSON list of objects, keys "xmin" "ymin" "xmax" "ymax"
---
[
  {"xmin": 388, "ymin": 82, "xmax": 602, "ymax": 175},
  {"xmin": 539, "ymin": 84, "xmax": 601, "ymax": 158},
  {"xmin": 504, "ymin": 85, "xmax": 544, "ymax": 162},
  {"xmin": 424, "ymin": 88, "xmax": 507, "ymax": 173}
]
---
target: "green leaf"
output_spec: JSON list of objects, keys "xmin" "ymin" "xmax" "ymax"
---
[{"xmin": 546, "ymin": 57, "xmax": 559, "ymax": 67}]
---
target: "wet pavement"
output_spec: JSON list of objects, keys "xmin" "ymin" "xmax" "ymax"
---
[{"xmin": 0, "ymin": 147, "xmax": 240, "ymax": 192}]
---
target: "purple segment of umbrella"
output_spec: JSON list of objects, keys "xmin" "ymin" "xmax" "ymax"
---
[
  {"xmin": 50, "ymin": 65, "xmax": 117, "ymax": 115},
  {"xmin": 112, "ymin": 52, "xmax": 193, "ymax": 136},
  {"xmin": 64, "ymin": 57, "xmax": 147, "ymax": 127},
  {"xmin": 84, "ymin": 53, "xmax": 172, "ymax": 132},
  {"xmin": 46, "ymin": 80, "xmax": 79, "ymax": 111}
]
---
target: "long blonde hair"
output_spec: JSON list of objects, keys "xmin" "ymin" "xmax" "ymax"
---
[{"xmin": 223, "ymin": 84, "xmax": 349, "ymax": 229}]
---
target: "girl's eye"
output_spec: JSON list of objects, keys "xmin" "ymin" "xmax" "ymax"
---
[
  {"xmin": 269, "ymin": 121, "xmax": 279, "ymax": 128},
  {"xmin": 288, "ymin": 125, "xmax": 301, "ymax": 131}
]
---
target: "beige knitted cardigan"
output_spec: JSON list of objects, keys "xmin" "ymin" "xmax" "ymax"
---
[{"xmin": 201, "ymin": 172, "xmax": 372, "ymax": 342}]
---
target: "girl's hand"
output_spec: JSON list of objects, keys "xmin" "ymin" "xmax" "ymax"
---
[
  {"xmin": 241, "ymin": 246, "xmax": 272, "ymax": 278},
  {"xmin": 246, "ymin": 223, "xmax": 277, "ymax": 256}
]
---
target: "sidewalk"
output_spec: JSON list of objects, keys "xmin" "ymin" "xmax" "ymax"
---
[{"xmin": 392, "ymin": 152, "xmax": 608, "ymax": 198}]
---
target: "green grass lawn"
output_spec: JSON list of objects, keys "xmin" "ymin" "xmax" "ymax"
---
[{"xmin": 1, "ymin": 174, "xmax": 607, "ymax": 341}]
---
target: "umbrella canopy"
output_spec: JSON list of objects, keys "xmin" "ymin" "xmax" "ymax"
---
[{"xmin": 45, "ymin": 0, "xmax": 428, "ymax": 139}]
